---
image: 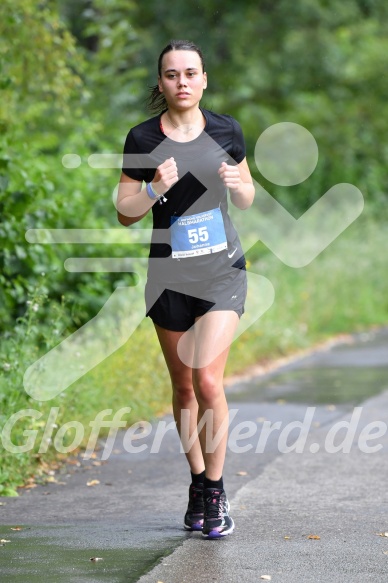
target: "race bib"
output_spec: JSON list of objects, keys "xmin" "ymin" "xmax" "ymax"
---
[{"xmin": 170, "ymin": 208, "xmax": 227, "ymax": 259}]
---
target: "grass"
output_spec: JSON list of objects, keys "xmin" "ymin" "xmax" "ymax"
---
[
  {"xmin": 227, "ymin": 214, "xmax": 388, "ymax": 372},
  {"xmin": 0, "ymin": 212, "xmax": 387, "ymax": 493}
]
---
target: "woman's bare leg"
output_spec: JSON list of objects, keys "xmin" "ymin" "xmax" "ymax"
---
[
  {"xmin": 154, "ymin": 324, "xmax": 205, "ymax": 475},
  {"xmin": 154, "ymin": 310, "xmax": 239, "ymax": 481},
  {"xmin": 178, "ymin": 310, "xmax": 240, "ymax": 480}
]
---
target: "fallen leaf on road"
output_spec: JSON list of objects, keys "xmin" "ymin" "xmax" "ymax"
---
[
  {"xmin": 383, "ymin": 551, "xmax": 388, "ymax": 555},
  {"xmin": 377, "ymin": 532, "xmax": 388, "ymax": 537},
  {"xmin": 260, "ymin": 576, "xmax": 272, "ymax": 581},
  {"xmin": 276, "ymin": 399, "xmax": 286, "ymax": 405},
  {"xmin": 18, "ymin": 477, "xmax": 37, "ymax": 489},
  {"xmin": 10, "ymin": 527, "xmax": 22, "ymax": 531},
  {"xmin": 236, "ymin": 471, "xmax": 248, "ymax": 476},
  {"xmin": 0, "ymin": 539, "xmax": 11, "ymax": 543},
  {"xmin": 86, "ymin": 480, "xmax": 100, "ymax": 487},
  {"xmin": 284, "ymin": 536, "xmax": 290, "ymax": 540},
  {"xmin": 90, "ymin": 557, "xmax": 103, "ymax": 562},
  {"xmin": 308, "ymin": 534, "xmax": 320, "ymax": 540},
  {"xmin": 326, "ymin": 404, "xmax": 336, "ymax": 411},
  {"xmin": 92, "ymin": 461, "xmax": 102, "ymax": 467},
  {"xmin": 45, "ymin": 476, "xmax": 58, "ymax": 484},
  {"xmin": 67, "ymin": 460, "xmax": 81, "ymax": 467}
]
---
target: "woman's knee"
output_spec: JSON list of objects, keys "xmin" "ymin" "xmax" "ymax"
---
[
  {"xmin": 193, "ymin": 371, "xmax": 223, "ymax": 407},
  {"xmin": 172, "ymin": 382, "xmax": 196, "ymax": 408}
]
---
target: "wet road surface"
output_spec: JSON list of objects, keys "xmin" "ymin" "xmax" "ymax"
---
[{"xmin": 1, "ymin": 328, "xmax": 388, "ymax": 582}]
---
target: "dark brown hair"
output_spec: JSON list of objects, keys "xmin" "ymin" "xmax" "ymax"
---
[{"xmin": 147, "ymin": 40, "xmax": 206, "ymax": 114}]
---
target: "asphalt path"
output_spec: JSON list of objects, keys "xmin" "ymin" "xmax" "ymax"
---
[{"xmin": 1, "ymin": 328, "xmax": 388, "ymax": 582}]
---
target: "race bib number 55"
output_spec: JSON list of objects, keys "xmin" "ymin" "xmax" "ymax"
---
[{"xmin": 170, "ymin": 208, "xmax": 227, "ymax": 259}]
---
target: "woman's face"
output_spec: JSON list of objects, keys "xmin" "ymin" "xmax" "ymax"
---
[{"xmin": 158, "ymin": 50, "xmax": 207, "ymax": 111}]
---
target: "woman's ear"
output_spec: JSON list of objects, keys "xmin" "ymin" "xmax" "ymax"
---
[
  {"xmin": 203, "ymin": 72, "xmax": 207, "ymax": 89},
  {"xmin": 158, "ymin": 77, "xmax": 163, "ymax": 93}
]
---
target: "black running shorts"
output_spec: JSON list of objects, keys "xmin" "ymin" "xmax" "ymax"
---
[{"xmin": 145, "ymin": 267, "xmax": 247, "ymax": 332}]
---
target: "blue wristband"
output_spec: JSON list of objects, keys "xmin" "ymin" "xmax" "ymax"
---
[
  {"xmin": 146, "ymin": 182, "xmax": 167, "ymax": 205},
  {"xmin": 146, "ymin": 182, "xmax": 159, "ymax": 200}
]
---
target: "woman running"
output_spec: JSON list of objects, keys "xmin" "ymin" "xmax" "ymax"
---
[{"xmin": 117, "ymin": 40, "xmax": 254, "ymax": 539}]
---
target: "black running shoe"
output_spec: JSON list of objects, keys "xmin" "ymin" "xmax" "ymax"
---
[
  {"xmin": 202, "ymin": 487, "xmax": 234, "ymax": 539},
  {"xmin": 184, "ymin": 483, "xmax": 204, "ymax": 531}
]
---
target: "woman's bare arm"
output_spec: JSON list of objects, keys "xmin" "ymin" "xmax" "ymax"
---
[
  {"xmin": 218, "ymin": 158, "xmax": 255, "ymax": 210},
  {"xmin": 116, "ymin": 173, "xmax": 150, "ymax": 226},
  {"xmin": 117, "ymin": 158, "xmax": 178, "ymax": 226}
]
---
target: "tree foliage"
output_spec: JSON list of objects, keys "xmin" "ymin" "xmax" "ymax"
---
[
  {"xmin": 0, "ymin": 0, "xmax": 386, "ymax": 341},
  {"xmin": 1, "ymin": 0, "xmax": 388, "ymax": 492}
]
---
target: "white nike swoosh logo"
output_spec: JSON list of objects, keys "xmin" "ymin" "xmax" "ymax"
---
[{"xmin": 228, "ymin": 247, "xmax": 237, "ymax": 259}]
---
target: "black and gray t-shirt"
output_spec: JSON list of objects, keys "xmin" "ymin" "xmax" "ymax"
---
[{"xmin": 122, "ymin": 108, "xmax": 246, "ymax": 283}]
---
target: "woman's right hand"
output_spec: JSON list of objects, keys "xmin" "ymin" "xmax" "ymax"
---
[{"xmin": 151, "ymin": 157, "xmax": 178, "ymax": 195}]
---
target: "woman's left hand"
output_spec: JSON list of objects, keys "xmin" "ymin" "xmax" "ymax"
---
[{"xmin": 218, "ymin": 161, "xmax": 242, "ymax": 192}]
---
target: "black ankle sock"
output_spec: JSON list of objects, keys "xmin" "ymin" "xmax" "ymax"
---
[
  {"xmin": 204, "ymin": 476, "xmax": 223, "ymax": 490},
  {"xmin": 191, "ymin": 470, "xmax": 205, "ymax": 485}
]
